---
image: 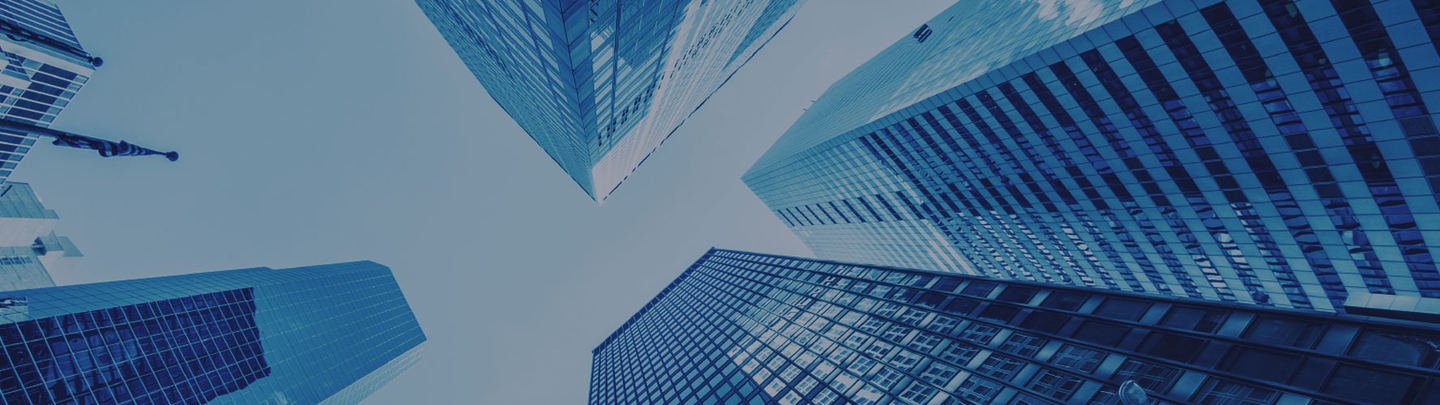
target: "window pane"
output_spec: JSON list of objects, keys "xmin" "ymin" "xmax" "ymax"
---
[
  {"xmin": 1220, "ymin": 347, "xmax": 1300, "ymax": 384},
  {"xmin": 1159, "ymin": 306, "xmax": 1227, "ymax": 333},
  {"xmin": 1020, "ymin": 311, "xmax": 1069, "ymax": 334},
  {"xmin": 1139, "ymin": 332, "xmax": 1205, "ymax": 362},
  {"xmin": 1243, "ymin": 317, "xmax": 1322, "ymax": 348},
  {"xmin": 1323, "ymin": 366, "xmax": 1416, "ymax": 405},
  {"xmin": 1071, "ymin": 321, "xmax": 1128, "ymax": 347},
  {"xmin": 1346, "ymin": 330, "xmax": 1440, "ymax": 368},
  {"xmin": 1093, "ymin": 298, "xmax": 1150, "ymax": 321},
  {"xmin": 1040, "ymin": 291, "xmax": 1089, "ymax": 311},
  {"xmin": 996, "ymin": 286, "xmax": 1039, "ymax": 303}
]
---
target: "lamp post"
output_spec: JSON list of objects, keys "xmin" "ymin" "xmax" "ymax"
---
[
  {"xmin": 1119, "ymin": 380, "xmax": 1150, "ymax": 405},
  {"xmin": 0, "ymin": 118, "xmax": 177, "ymax": 162}
]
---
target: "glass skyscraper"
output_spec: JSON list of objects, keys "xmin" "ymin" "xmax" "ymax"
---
[
  {"xmin": 0, "ymin": 261, "xmax": 426, "ymax": 405},
  {"xmin": 592, "ymin": 249, "xmax": 1440, "ymax": 405},
  {"xmin": 0, "ymin": 0, "xmax": 101, "ymax": 185},
  {"xmin": 745, "ymin": 0, "xmax": 1440, "ymax": 313},
  {"xmin": 417, "ymin": 0, "xmax": 806, "ymax": 201},
  {"xmin": 0, "ymin": 182, "xmax": 79, "ymax": 291}
]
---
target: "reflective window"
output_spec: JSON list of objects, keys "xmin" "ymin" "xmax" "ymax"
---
[
  {"xmin": 1323, "ymin": 366, "xmax": 1417, "ymax": 405},
  {"xmin": 1159, "ymin": 306, "xmax": 1227, "ymax": 333},
  {"xmin": 1051, "ymin": 344, "xmax": 1105, "ymax": 373},
  {"xmin": 1093, "ymin": 298, "xmax": 1150, "ymax": 321},
  {"xmin": 1243, "ymin": 317, "xmax": 1323, "ymax": 349},
  {"xmin": 1139, "ymin": 332, "xmax": 1206, "ymax": 362}
]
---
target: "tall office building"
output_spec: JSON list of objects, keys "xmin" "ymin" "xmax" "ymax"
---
[
  {"xmin": 417, "ymin": 0, "xmax": 806, "ymax": 201},
  {"xmin": 0, "ymin": 182, "xmax": 79, "ymax": 291},
  {"xmin": 0, "ymin": 261, "xmax": 426, "ymax": 405},
  {"xmin": 592, "ymin": 249, "xmax": 1440, "ymax": 405},
  {"xmin": 0, "ymin": 0, "xmax": 102, "ymax": 185},
  {"xmin": 745, "ymin": 0, "xmax": 1440, "ymax": 313}
]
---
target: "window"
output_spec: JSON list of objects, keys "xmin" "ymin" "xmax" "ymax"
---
[
  {"xmin": 1192, "ymin": 378, "xmax": 1278, "ymax": 405},
  {"xmin": 954, "ymin": 376, "xmax": 1003, "ymax": 403},
  {"xmin": 1071, "ymin": 321, "xmax": 1128, "ymax": 346},
  {"xmin": 926, "ymin": 316, "xmax": 960, "ymax": 334},
  {"xmin": 1020, "ymin": 311, "xmax": 1069, "ymax": 334},
  {"xmin": 898, "ymin": 381, "xmax": 939, "ymax": 404},
  {"xmin": 871, "ymin": 367, "xmax": 905, "ymax": 389},
  {"xmin": 1051, "ymin": 344, "xmax": 1105, "ymax": 373},
  {"xmin": 907, "ymin": 333, "xmax": 943, "ymax": 353},
  {"xmin": 1159, "ymin": 306, "xmax": 1227, "ymax": 333},
  {"xmin": 875, "ymin": 302, "xmax": 902, "ymax": 318},
  {"xmin": 1323, "ymin": 365, "xmax": 1417, "ymax": 405},
  {"xmin": 961, "ymin": 281, "xmax": 998, "ymax": 297},
  {"xmin": 1111, "ymin": 359, "xmax": 1180, "ymax": 393},
  {"xmin": 978, "ymin": 304, "xmax": 1021, "ymax": 324},
  {"xmin": 978, "ymin": 354, "xmax": 1025, "ymax": 380},
  {"xmin": 1028, "ymin": 369, "xmax": 1082, "ymax": 400},
  {"xmin": 1347, "ymin": 330, "xmax": 1440, "ymax": 368},
  {"xmin": 1040, "ymin": 291, "xmax": 1089, "ymax": 311},
  {"xmin": 919, "ymin": 363, "xmax": 959, "ymax": 386},
  {"xmin": 1000, "ymin": 332, "xmax": 1047, "ymax": 357},
  {"xmin": 853, "ymin": 384, "xmax": 887, "ymax": 405},
  {"xmin": 939, "ymin": 341, "xmax": 981, "ymax": 365},
  {"xmin": 858, "ymin": 318, "xmax": 887, "ymax": 334},
  {"xmin": 1139, "ymin": 332, "xmax": 1205, "ymax": 362},
  {"xmin": 888, "ymin": 350, "xmax": 923, "ymax": 371},
  {"xmin": 848, "ymin": 356, "xmax": 877, "ymax": 375},
  {"xmin": 1242, "ymin": 316, "xmax": 1322, "ymax": 348},
  {"xmin": 1219, "ymin": 347, "xmax": 1299, "ymax": 384},
  {"xmin": 882, "ymin": 325, "xmax": 914, "ymax": 342},
  {"xmin": 958, "ymin": 323, "xmax": 1000, "ymax": 344},
  {"xmin": 996, "ymin": 286, "xmax": 1039, "ymax": 303},
  {"xmin": 943, "ymin": 297, "xmax": 980, "ymax": 315},
  {"xmin": 1093, "ymin": 298, "xmax": 1150, "ymax": 321},
  {"xmin": 898, "ymin": 308, "xmax": 929, "ymax": 324},
  {"xmin": 864, "ymin": 341, "xmax": 895, "ymax": 359}
]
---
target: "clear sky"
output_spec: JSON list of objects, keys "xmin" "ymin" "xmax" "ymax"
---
[{"xmin": 17, "ymin": 1, "xmax": 955, "ymax": 403}]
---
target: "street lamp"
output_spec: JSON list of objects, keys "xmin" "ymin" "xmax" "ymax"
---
[{"xmin": 1119, "ymin": 380, "xmax": 1150, "ymax": 405}]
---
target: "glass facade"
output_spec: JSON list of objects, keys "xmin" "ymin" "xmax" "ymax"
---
[
  {"xmin": 745, "ymin": 0, "xmax": 1440, "ymax": 313},
  {"xmin": 0, "ymin": 0, "xmax": 99, "ymax": 186},
  {"xmin": 0, "ymin": 182, "xmax": 78, "ymax": 291},
  {"xmin": 0, "ymin": 261, "xmax": 427, "ymax": 404},
  {"xmin": 417, "ymin": 0, "xmax": 806, "ymax": 201},
  {"xmin": 591, "ymin": 249, "xmax": 1440, "ymax": 405}
]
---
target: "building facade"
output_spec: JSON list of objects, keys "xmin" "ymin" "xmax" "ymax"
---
[
  {"xmin": 591, "ymin": 249, "xmax": 1440, "ymax": 405},
  {"xmin": 417, "ymin": 0, "xmax": 806, "ymax": 201},
  {"xmin": 744, "ymin": 0, "xmax": 1440, "ymax": 313},
  {"xmin": 0, "ymin": 0, "xmax": 102, "ymax": 185},
  {"xmin": 0, "ymin": 182, "xmax": 78, "ymax": 291},
  {"xmin": 0, "ymin": 261, "xmax": 426, "ymax": 405}
]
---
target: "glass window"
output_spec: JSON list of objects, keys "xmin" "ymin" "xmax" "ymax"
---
[
  {"xmin": 1028, "ymin": 369, "xmax": 1082, "ymax": 401},
  {"xmin": 1020, "ymin": 311, "xmax": 1069, "ymax": 334},
  {"xmin": 954, "ymin": 376, "xmax": 1002, "ymax": 404},
  {"xmin": 1219, "ymin": 347, "xmax": 1300, "ymax": 384},
  {"xmin": 926, "ymin": 316, "xmax": 960, "ymax": 334},
  {"xmin": 1040, "ymin": 291, "xmax": 1089, "ymax": 311},
  {"xmin": 1051, "ymin": 344, "xmax": 1105, "ymax": 373},
  {"xmin": 1323, "ymin": 365, "xmax": 1417, "ymax": 405},
  {"xmin": 978, "ymin": 354, "xmax": 1025, "ymax": 381},
  {"xmin": 1071, "ymin": 321, "xmax": 1128, "ymax": 346},
  {"xmin": 1139, "ymin": 332, "xmax": 1206, "ymax": 362},
  {"xmin": 939, "ymin": 341, "xmax": 981, "ymax": 366},
  {"xmin": 888, "ymin": 350, "xmax": 923, "ymax": 371},
  {"xmin": 898, "ymin": 381, "xmax": 939, "ymax": 404},
  {"xmin": 1346, "ymin": 330, "xmax": 1440, "ymax": 368},
  {"xmin": 907, "ymin": 333, "xmax": 943, "ymax": 353},
  {"xmin": 943, "ymin": 297, "xmax": 981, "ymax": 315},
  {"xmin": 1111, "ymin": 359, "xmax": 1180, "ymax": 393},
  {"xmin": 871, "ymin": 367, "xmax": 905, "ymax": 389},
  {"xmin": 1192, "ymin": 378, "xmax": 1278, "ymax": 405},
  {"xmin": 1159, "ymin": 306, "xmax": 1228, "ymax": 333},
  {"xmin": 958, "ymin": 323, "xmax": 1000, "ymax": 344},
  {"xmin": 996, "ymin": 286, "xmax": 1039, "ymax": 303},
  {"xmin": 978, "ymin": 304, "xmax": 1021, "ymax": 324},
  {"xmin": 1242, "ymin": 316, "xmax": 1323, "ymax": 348},
  {"xmin": 961, "ymin": 281, "xmax": 998, "ymax": 297},
  {"xmin": 1093, "ymin": 298, "xmax": 1151, "ymax": 321},
  {"xmin": 919, "ymin": 363, "xmax": 959, "ymax": 386},
  {"xmin": 999, "ymin": 332, "xmax": 1046, "ymax": 357}
]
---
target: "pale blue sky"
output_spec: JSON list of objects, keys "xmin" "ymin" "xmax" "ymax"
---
[{"xmin": 16, "ymin": 1, "xmax": 953, "ymax": 403}]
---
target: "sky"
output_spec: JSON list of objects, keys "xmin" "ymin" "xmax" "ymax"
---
[{"xmin": 16, "ymin": 1, "xmax": 955, "ymax": 403}]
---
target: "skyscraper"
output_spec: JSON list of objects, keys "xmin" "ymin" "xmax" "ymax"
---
[
  {"xmin": 0, "ymin": 261, "xmax": 426, "ymax": 405},
  {"xmin": 745, "ymin": 0, "xmax": 1440, "ymax": 313},
  {"xmin": 0, "ymin": 182, "xmax": 79, "ymax": 291},
  {"xmin": 0, "ymin": 0, "xmax": 102, "ymax": 185},
  {"xmin": 592, "ymin": 249, "xmax": 1440, "ymax": 405},
  {"xmin": 417, "ymin": 0, "xmax": 806, "ymax": 201}
]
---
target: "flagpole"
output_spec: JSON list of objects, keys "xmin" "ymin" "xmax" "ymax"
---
[{"xmin": 0, "ymin": 118, "xmax": 178, "ymax": 161}]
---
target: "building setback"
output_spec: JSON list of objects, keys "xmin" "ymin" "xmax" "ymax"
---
[
  {"xmin": 591, "ymin": 249, "xmax": 1440, "ymax": 405},
  {"xmin": 0, "ymin": 182, "xmax": 78, "ymax": 291},
  {"xmin": 417, "ymin": 0, "xmax": 806, "ymax": 201},
  {"xmin": 0, "ymin": 0, "xmax": 102, "ymax": 185},
  {"xmin": 0, "ymin": 261, "xmax": 426, "ymax": 405},
  {"xmin": 745, "ymin": 0, "xmax": 1440, "ymax": 313}
]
